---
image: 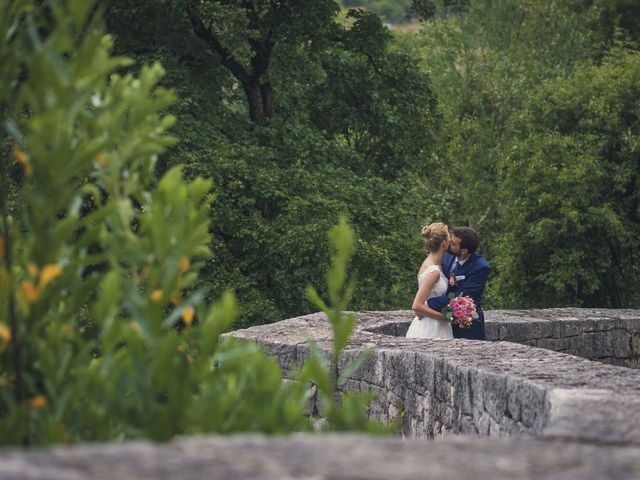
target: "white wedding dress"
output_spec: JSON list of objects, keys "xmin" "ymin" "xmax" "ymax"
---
[{"xmin": 406, "ymin": 265, "xmax": 454, "ymax": 339}]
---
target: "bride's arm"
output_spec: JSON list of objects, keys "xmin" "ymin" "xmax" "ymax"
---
[{"xmin": 412, "ymin": 272, "xmax": 445, "ymax": 321}]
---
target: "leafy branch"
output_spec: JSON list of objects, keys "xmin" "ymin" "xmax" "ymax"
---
[{"xmin": 303, "ymin": 217, "xmax": 392, "ymax": 433}]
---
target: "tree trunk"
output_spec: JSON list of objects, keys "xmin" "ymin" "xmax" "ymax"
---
[
  {"xmin": 244, "ymin": 78, "xmax": 275, "ymax": 125},
  {"xmin": 261, "ymin": 82, "xmax": 275, "ymax": 120},
  {"xmin": 244, "ymin": 78, "xmax": 264, "ymax": 125},
  {"xmin": 185, "ymin": 1, "xmax": 276, "ymax": 125}
]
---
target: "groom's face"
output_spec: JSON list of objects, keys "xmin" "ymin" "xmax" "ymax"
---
[{"xmin": 448, "ymin": 235, "xmax": 462, "ymax": 256}]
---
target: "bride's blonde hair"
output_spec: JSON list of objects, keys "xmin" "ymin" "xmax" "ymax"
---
[{"xmin": 421, "ymin": 222, "xmax": 449, "ymax": 253}]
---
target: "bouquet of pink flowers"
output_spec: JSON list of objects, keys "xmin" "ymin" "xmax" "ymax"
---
[{"xmin": 443, "ymin": 293, "xmax": 478, "ymax": 329}]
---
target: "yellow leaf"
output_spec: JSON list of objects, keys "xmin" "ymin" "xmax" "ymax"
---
[
  {"xmin": 182, "ymin": 306, "xmax": 195, "ymax": 326},
  {"xmin": 95, "ymin": 152, "xmax": 108, "ymax": 166},
  {"xmin": 179, "ymin": 257, "xmax": 190, "ymax": 272},
  {"xmin": 38, "ymin": 264, "xmax": 62, "ymax": 290},
  {"xmin": 29, "ymin": 395, "xmax": 48, "ymax": 410},
  {"xmin": 14, "ymin": 147, "xmax": 32, "ymax": 177},
  {"xmin": 0, "ymin": 323, "xmax": 11, "ymax": 353},
  {"xmin": 20, "ymin": 281, "xmax": 40, "ymax": 303}
]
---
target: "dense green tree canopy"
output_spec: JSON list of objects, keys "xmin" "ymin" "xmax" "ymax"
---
[
  {"xmin": 496, "ymin": 49, "xmax": 640, "ymax": 308},
  {"xmin": 104, "ymin": 0, "xmax": 640, "ymax": 318},
  {"xmin": 402, "ymin": 0, "xmax": 640, "ymax": 308},
  {"xmin": 183, "ymin": 0, "xmax": 340, "ymax": 124},
  {"xmin": 106, "ymin": 0, "xmax": 443, "ymax": 327},
  {"xmin": 107, "ymin": 0, "xmax": 640, "ymax": 314}
]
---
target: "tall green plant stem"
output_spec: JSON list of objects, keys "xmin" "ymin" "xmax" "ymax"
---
[{"xmin": 0, "ymin": 147, "xmax": 23, "ymax": 407}]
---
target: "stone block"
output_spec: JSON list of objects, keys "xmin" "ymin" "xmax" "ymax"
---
[
  {"xmin": 382, "ymin": 350, "xmax": 416, "ymax": 397},
  {"xmin": 414, "ymin": 353, "xmax": 437, "ymax": 395},
  {"xmin": 480, "ymin": 373, "xmax": 509, "ymax": 421},
  {"xmin": 450, "ymin": 366, "xmax": 473, "ymax": 416}
]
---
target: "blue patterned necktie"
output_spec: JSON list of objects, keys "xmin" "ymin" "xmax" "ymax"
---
[{"xmin": 452, "ymin": 260, "xmax": 461, "ymax": 274}]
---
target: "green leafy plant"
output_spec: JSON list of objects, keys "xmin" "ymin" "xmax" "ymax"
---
[
  {"xmin": 0, "ymin": 0, "xmax": 389, "ymax": 446},
  {"xmin": 303, "ymin": 218, "xmax": 393, "ymax": 433}
]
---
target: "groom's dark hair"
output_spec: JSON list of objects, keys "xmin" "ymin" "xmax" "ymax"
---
[{"xmin": 452, "ymin": 226, "xmax": 480, "ymax": 254}]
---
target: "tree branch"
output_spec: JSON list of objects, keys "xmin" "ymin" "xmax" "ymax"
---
[
  {"xmin": 184, "ymin": 0, "xmax": 250, "ymax": 84},
  {"xmin": 248, "ymin": 29, "xmax": 274, "ymax": 78}
]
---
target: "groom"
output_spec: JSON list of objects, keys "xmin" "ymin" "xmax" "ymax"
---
[{"xmin": 428, "ymin": 226, "xmax": 490, "ymax": 340}]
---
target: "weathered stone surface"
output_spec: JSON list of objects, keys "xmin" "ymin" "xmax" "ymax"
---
[
  {"xmin": 485, "ymin": 309, "xmax": 640, "ymax": 368},
  {"xmin": 3, "ymin": 308, "xmax": 640, "ymax": 479},
  {"xmin": 228, "ymin": 309, "xmax": 640, "ymax": 443},
  {"xmin": 1, "ymin": 434, "xmax": 640, "ymax": 480},
  {"xmin": 544, "ymin": 389, "xmax": 640, "ymax": 445}
]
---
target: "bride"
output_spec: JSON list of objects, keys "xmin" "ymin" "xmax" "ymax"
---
[{"xmin": 406, "ymin": 222, "xmax": 453, "ymax": 339}]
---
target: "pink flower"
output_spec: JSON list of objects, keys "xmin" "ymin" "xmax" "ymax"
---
[{"xmin": 444, "ymin": 294, "xmax": 477, "ymax": 329}]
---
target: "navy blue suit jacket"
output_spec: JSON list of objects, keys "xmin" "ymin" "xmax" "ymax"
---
[{"xmin": 427, "ymin": 252, "xmax": 490, "ymax": 340}]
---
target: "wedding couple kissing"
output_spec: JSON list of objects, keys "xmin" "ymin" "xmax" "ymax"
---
[{"xmin": 406, "ymin": 223, "xmax": 490, "ymax": 340}]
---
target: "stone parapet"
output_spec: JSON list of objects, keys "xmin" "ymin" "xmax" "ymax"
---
[
  {"xmin": 230, "ymin": 309, "xmax": 640, "ymax": 443},
  {"xmin": 1, "ymin": 434, "xmax": 639, "ymax": 480},
  {"xmin": 2, "ymin": 309, "xmax": 639, "ymax": 479},
  {"xmin": 367, "ymin": 308, "xmax": 640, "ymax": 368},
  {"xmin": 485, "ymin": 308, "xmax": 640, "ymax": 368}
]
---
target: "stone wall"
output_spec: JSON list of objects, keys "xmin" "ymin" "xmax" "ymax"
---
[
  {"xmin": 2, "ymin": 308, "xmax": 639, "ymax": 479},
  {"xmin": 485, "ymin": 309, "xmax": 640, "ymax": 368},
  {"xmin": 230, "ymin": 309, "xmax": 640, "ymax": 443},
  {"xmin": 2, "ymin": 434, "xmax": 639, "ymax": 480},
  {"xmin": 369, "ymin": 308, "xmax": 640, "ymax": 368}
]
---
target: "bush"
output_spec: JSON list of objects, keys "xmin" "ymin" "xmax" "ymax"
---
[{"xmin": 0, "ymin": 0, "xmax": 387, "ymax": 446}]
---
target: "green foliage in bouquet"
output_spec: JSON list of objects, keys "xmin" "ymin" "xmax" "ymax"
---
[{"xmin": 0, "ymin": 0, "xmax": 387, "ymax": 446}]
